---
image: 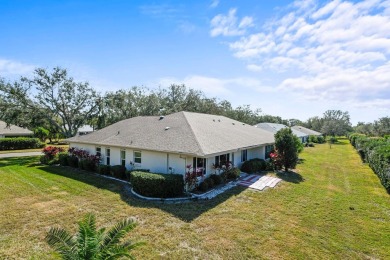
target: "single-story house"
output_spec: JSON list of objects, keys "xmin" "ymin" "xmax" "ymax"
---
[
  {"xmin": 0, "ymin": 120, "xmax": 33, "ymax": 138},
  {"xmin": 254, "ymin": 122, "xmax": 309, "ymax": 143},
  {"xmin": 66, "ymin": 111, "xmax": 275, "ymax": 177},
  {"xmin": 77, "ymin": 125, "xmax": 95, "ymax": 136},
  {"xmin": 292, "ymin": 125, "xmax": 322, "ymax": 137}
]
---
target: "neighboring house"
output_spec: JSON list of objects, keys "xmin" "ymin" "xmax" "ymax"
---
[
  {"xmin": 66, "ymin": 111, "xmax": 275, "ymax": 176},
  {"xmin": 292, "ymin": 125, "xmax": 322, "ymax": 137},
  {"xmin": 0, "ymin": 120, "xmax": 33, "ymax": 138},
  {"xmin": 77, "ymin": 125, "xmax": 95, "ymax": 136},
  {"xmin": 254, "ymin": 122, "xmax": 309, "ymax": 143}
]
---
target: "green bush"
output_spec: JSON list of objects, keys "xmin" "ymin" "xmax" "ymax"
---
[
  {"xmin": 349, "ymin": 134, "xmax": 390, "ymax": 192},
  {"xmin": 226, "ymin": 167, "xmax": 241, "ymax": 179},
  {"xmin": 98, "ymin": 165, "xmax": 111, "ymax": 175},
  {"xmin": 130, "ymin": 171, "xmax": 184, "ymax": 198},
  {"xmin": 210, "ymin": 174, "xmax": 223, "ymax": 185},
  {"xmin": 58, "ymin": 152, "xmax": 69, "ymax": 166},
  {"xmin": 316, "ymin": 136, "xmax": 325, "ymax": 143},
  {"xmin": 198, "ymin": 181, "xmax": 209, "ymax": 192},
  {"xmin": 110, "ymin": 165, "xmax": 127, "ymax": 180},
  {"xmin": 39, "ymin": 155, "xmax": 59, "ymax": 165},
  {"xmin": 79, "ymin": 159, "xmax": 96, "ymax": 172},
  {"xmin": 205, "ymin": 177, "xmax": 215, "ymax": 188},
  {"xmin": 0, "ymin": 137, "xmax": 45, "ymax": 151},
  {"xmin": 240, "ymin": 158, "xmax": 266, "ymax": 173},
  {"xmin": 67, "ymin": 156, "xmax": 79, "ymax": 168},
  {"xmin": 265, "ymin": 160, "xmax": 274, "ymax": 171}
]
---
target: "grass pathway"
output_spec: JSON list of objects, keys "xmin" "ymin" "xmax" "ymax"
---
[{"xmin": 0, "ymin": 139, "xmax": 389, "ymax": 259}]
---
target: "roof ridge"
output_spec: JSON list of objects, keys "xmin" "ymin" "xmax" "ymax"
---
[{"xmin": 181, "ymin": 111, "xmax": 206, "ymax": 156}]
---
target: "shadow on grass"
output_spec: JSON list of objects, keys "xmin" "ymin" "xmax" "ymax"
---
[
  {"xmin": 275, "ymin": 170, "xmax": 304, "ymax": 184},
  {"xmin": 0, "ymin": 156, "xmax": 39, "ymax": 167},
  {"xmin": 5, "ymin": 157, "xmax": 247, "ymax": 222}
]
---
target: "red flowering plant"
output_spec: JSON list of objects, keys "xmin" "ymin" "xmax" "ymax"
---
[
  {"xmin": 40, "ymin": 146, "xmax": 65, "ymax": 165},
  {"xmin": 67, "ymin": 147, "xmax": 101, "ymax": 170},
  {"xmin": 184, "ymin": 164, "xmax": 205, "ymax": 191},
  {"xmin": 269, "ymin": 151, "xmax": 282, "ymax": 171}
]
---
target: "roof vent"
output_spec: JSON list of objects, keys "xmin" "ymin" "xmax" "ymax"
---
[
  {"xmin": 218, "ymin": 119, "xmax": 221, "ymax": 122},
  {"xmin": 159, "ymin": 116, "xmax": 165, "ymax": 120},
  {"xmin": 232, "ymin": 123, "xmax": 235, "ymax": 125},
  {"xmin": 117, "ymin": 131, "xmax": 120, "ymax": 135},
  {"xmin": 213, "ymin": 119, "xmax": 215, "ymax": 122},
  {"xmin": 165, "ymin": 127, "xmax": 170, "ymax": 131}
]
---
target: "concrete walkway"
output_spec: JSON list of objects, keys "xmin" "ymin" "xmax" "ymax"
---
[
  {"xmin": 238, "ymin": 173, "xmax": 282, "ymax": 191},
  {"xmin": 0, "ymin": 151, "xmax": 42, "ymax": 158}
]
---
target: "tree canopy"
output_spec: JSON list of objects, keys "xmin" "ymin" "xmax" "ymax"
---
[
  {"xmin": 0, "ymin": 67, "xmax": 100, "ymax": 138},
  {"xmin": 274, "ymin": 128, "xmax": 299, "ymax": 172}
]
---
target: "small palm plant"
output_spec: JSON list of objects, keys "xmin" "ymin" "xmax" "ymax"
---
[{"xmin": 45, "ymin": 213, "xmax": 143, "ymax": 259}]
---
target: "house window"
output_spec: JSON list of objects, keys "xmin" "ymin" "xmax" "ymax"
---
[
  {"xmin": 106, "ymin": 148, "xmax": 110, "ymax": 165},
  {"xmin": 134, "ymin": 151, "xmax": 142, "ymax": 164},
  {"xmin": 96, "ymin": 147, "xmax": 101, "ymax": 157},
  {"xmin": 193, "ymin": 157, "xmax": 206, "ymax": 175},
  {"xmin": 265, "ymin": 145, "xmax": 274, "ymax": 159},
  {"xmin": 215, "ymin": 153, "xmax": 230, "ymax": 167},
  {"xmin": 241, "ymin": 149, "xmax": 248, "ymax": 162},
  {"xmin": 120, "ymin": 150, "xmax": 126, "ymax": 167}
]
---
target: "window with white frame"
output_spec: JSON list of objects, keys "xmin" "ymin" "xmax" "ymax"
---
[
  {"xmin": 265, "ymin": 145, "xmax": 274, "ymax": 159},
  {"xmin": 120, "ymin": 150, "xmax": 126, "ymax": 167},
  {"xmin": 134, "ymin": 151, "xmax": 142, "ymax": 164},
  {"xmin": 193, "ymin": 157, "xmax": 206, "ymax": 175},
  {"xmin": 215, "ymin": 153, "xmax": 230, "ymax": 167},
  {"xmin": 241, "ymin": 149, "xmax": 247, "ymax": 162},
  {"xmin": 96, "ymin": 147, "xmax": 101, "ymax": 157},
  {"xmin": 106, "ymin": 148, "xmax": 110, "ymax": 165}
]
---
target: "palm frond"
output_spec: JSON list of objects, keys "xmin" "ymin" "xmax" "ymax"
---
[
  {"xmin": 101, "ymin": 218, "xmax": 137, "ymax": 250},
  {"xmin": 45, "ymin": 227, "xmax": 77, "ymax": 259},
  {"xmin": 76, "ymin": 213, "xmax": 99, "ymax": 259}
]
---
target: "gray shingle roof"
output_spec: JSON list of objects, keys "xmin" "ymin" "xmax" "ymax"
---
[
  {"xmin": 66, "ymin": 111, "xmax": 275, "ymax": 156},
  {"xmin": 292, "ymin": 125, "xmax": 322, "ymax": 136},
  {"xmin": 254, "ymin": 122, "xmax": 307, "ymax": 138},
  {"xmin": 0, "ymin": 121, "xmax": 33, "ymax": 136}
]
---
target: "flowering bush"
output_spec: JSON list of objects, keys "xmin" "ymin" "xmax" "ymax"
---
[
  {"xmin": 40, "ymin": 146, "xmax": 65, "ymax": 165},
  {"xmin": 66, "ymin": 147, "xmax": 101, "ymax": 171},
  {"xmin": 184, "ymin": 165, "xmax": 205, "ymax": 191},
  {"xmin": 269, "ymin": 151, "xmax": 283, "ymax": 171}
]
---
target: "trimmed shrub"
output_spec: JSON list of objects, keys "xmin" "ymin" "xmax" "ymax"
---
[
  {"xmin": 79, "ymin": 159, "xmax": 96, "ymax": 172},
  {"xmin": 240, "ymin": 158, "xmax": 266, "ymax": 173},
  {"xmin": 265, "ymin": 160, "xmax": 274, "ymax": 171},
  {"xmin": 130, "ymin": 171, "xmax": 184, "ymax": 198},
  {"xmin": 98, "ymin": 165, "xmax": 111, "ymax": 175},
  {"xmin": 67, "ymin": 156, "xmax": 79, "ymax": 168},
  {"xmin": 316, "ymin": 136, "xmax": 325, "ymax": 143},
  {"xmin": 226, "ymin": 167, "xmax": 241, "ymax": 179},
  {"xmin": 210, "ymin": 174, "xmax": 223, "ymax": 185},
  {"xmin": 349, "ymin": 134, "xmax": 390, "ymax": 192},
  {"xmin": 110, "ymin": 165, "xmax": 127, "ymax": 180},
  {"xmin": 58, "ymin": 152, "xmax": 69, "ymax": 166},
  {"xmin": 205, "ymin": 177, "xmax": 215, "ymax": 189},
  {"xmin": 198, "ymin": 181, "xmax": 209, "ymax": 192},
  {"xmin": 0, "ymin": 137, "xmax": 45, "ymax": 151}
]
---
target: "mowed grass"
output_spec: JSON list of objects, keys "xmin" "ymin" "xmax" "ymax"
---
[{"xmin": 0, "ymin": 138, "xmax": 389, "ymax": 259}]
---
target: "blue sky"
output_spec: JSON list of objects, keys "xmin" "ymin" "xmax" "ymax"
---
[{"xmin": 1, "ymin": 0, "xmax": 389, "ymax": 125}]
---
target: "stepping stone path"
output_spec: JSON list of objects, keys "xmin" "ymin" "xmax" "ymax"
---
[{"xmin": 238, "ymin": 174, "xmax": 282, "ymax": 191}]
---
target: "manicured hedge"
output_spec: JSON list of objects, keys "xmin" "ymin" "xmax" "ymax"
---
[
  {"xmin": 240, "ymin": 158, "xmax": 266, "ymax": 173},
  {"xmin": 349, "ymin": 134, "xmax": 390, "ymax": 192},
  {"xmin": 0, "ymin": 137, "xmax": 45, "ymax": 150},
  {"xmin": 225, "ymin": 167, "xmax": 241, "ymax": 179},
  {"xmin": 110, "ymin": 165, "xmax": 127, "ymax": 180},
  {"xmin": 308, "ymin": 135, "xmax": 325, "ymax": 144},
  {"xmin": 130, "ymin": 171, "xmax": 184, "ymax": 198}
]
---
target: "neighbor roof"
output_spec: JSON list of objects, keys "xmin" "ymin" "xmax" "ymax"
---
[
  {"xmin": 292, "ymin": 125, "xmax": 322, "ymax": 136},
  {"xmin": 66, "ymin": 111, "xmax": 275, "ymax": 157},
  {"xmin": 0, "ymin": 120, "xmax": 33, "ymax": 136},
  {"xmin": 254, "ymin": 122, "xmax": 308, "ymax": 138}
]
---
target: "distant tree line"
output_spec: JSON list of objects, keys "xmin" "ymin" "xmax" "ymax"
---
[{"xmin": 1, "ymin": 67, "xmax": 387, "ymax": 138}]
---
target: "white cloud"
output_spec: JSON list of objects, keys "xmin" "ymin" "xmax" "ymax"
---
[
  {"xmin": 157, "ymin": 75, "xmax": 274, "ymax": 97},
  {"xmin": 218, "ymin": 0, "xmax": 390, "ymax": 108},
  {"xmin": 0, "ymin": 58, "xmax": 35, "ymax": 76},
  {"xmin": 210, "ymin": 8, "xmax": 254, "ymax": 37}
]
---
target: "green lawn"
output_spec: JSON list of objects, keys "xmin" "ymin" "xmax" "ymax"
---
[{"xmin": 0, "ymin": 138, "xmax": 389, "ymax": 259}]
